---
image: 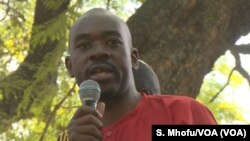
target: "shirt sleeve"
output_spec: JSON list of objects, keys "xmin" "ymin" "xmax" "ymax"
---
[{"xmin": 190, "ymin": 100, "xmax": 217, "ymax": 124}]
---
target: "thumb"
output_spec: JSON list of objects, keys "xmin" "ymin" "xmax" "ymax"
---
[{"xmin": 97, "ymin": 102, "xmax": 105, "ymax": 118}]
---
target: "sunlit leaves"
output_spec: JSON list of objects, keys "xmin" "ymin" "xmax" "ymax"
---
[
  {"xmin": 0, "ymin": 0, "xmax": 34, "ymax": 77},
  {"xmin": 230, "ymin": 71, "xmax": 245, "ymax": 87},
  {"xmin": 30, "ymin": 13, "xmax": 69, "ymax": 49},
  {"xmin": 4, "ymin": 40, "xmax": 14, "ymax": 48},
  {"xmin": 106, "ymin": 0, "xmax": 142, "ymax": 20},
  {"xmin": 4, "ymin": 0, "xmax": 250, "ymax": 141},
  {"xmin": 198, "ymin": 50, "xmax": 250, "ymax": 124},
  {"xmin": 0, "ymin": 118, "xmax": 45, "ymax": 141},
  {"xmin": 2, "ymin": 0, "xmax": 171, "ymax": 140}
]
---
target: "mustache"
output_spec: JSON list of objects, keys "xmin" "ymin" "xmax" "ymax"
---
[{"xmin": 87, "ymin": 61, "xmax": 117, "ymax": 75}]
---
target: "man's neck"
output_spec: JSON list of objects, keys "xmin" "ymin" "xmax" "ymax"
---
[{"xmin": 101, "ymin": 91, "xmax": 142, "ymax": 127}]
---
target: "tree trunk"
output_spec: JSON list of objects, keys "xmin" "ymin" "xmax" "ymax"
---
[
  {"xmin": 1, "ymin": 0, "xmax": 250, "ymax": 133},
  {"xmin": 0, "ymin": 0, "xmax": 70, "ymax": 131},
  {"xmin": 127, "ymin": 0, "xmax": 250, "ymax": 97}
]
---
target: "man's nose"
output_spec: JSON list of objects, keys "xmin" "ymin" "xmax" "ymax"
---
[{"xmin": 89, "ymin": 42, "xmax": 110, "ymax": 61}]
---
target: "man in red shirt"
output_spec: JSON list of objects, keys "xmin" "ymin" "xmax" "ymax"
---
[{"xmin": 60, "ymin": 8, "xmax": 217, "ymax": 141}]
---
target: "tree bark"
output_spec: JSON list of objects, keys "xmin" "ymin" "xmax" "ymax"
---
[
  {"xmin": 1, "ymin": 0, "xmax": 250, "ymax": 133},
  {"xmin": 127, "ymin": 0, "xmax": 250, "ymax": 97},
  {"xmin": 0, "ymin": 0, "xmax": 70, "ymax": 131}
]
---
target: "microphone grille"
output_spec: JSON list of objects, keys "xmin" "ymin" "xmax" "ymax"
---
[{"xmin": 79, "ymin": 80, "xmax": 101, "ymax": 102}]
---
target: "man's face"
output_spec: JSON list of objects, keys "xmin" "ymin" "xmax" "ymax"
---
[{"xmin": 66, "ymin": 14, "xmax": 137, "ymax": 100}]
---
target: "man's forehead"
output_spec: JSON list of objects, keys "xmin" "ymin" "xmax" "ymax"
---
[
  {"xmin": 71, "ymin": 14, "xmax": 124, "ymax": 36},
  {"xmin": 69, "ymin": 9, "xmax": 132, "ymax": 49}
]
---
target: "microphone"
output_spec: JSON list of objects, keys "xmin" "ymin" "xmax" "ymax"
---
[{"xmin": 79, "ymin": 80, "xmax": 101, "ymax": 108}]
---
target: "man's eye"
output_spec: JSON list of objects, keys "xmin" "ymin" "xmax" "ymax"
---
[
  {"xmin": 106, "ymin": 39, "xmax": 122, "ymax": 48},
  {"xmin": 76, "ymin": 41, "xmax": 91, "ymax": 49}
]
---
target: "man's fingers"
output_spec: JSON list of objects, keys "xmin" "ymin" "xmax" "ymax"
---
[
  {"xmin": 67, "ymin": 104, "xmax": 104, "ymax": 141},
  {"xmin": 97, "ymin": 102, "xmax": 105, "ymax": 118},
  {"xmin": 72, "ymin": 106, "xmax": 99, "ymax": 120},
  {"xmin": 69, "ymin": 114, "xmax": 103, "ymax": 129}
]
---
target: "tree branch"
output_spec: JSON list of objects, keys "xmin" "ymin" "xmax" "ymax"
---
[
  {"xmin": 39, "ymin": 82, "xmax": 76, "ymax": 141},
  {"xmin": 0, "ymin": 0, "xmax": 71, "ymax": 127},
  {"xmin": 106, "ymin": 0, "xmax": 111, "ymax": 10},
  {"xmin": 0, "ymin": 0, "xmax": 11, "ymax": 22},
  {"xmin": 210, "ymin": 45, "xmax": 250, "ymax": 103},
  {"xmin": 234, "ymin": 44, "xmax": 250, "ymax": 54},
  {"xmin": 230, "ymin": 47, "xmax": 250, "ymax": 86},
  {"xmin": 209, "ymin": 67, "xmax": 236, "ymax": 103}
]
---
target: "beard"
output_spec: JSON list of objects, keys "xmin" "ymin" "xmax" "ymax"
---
[{"xmin": 99, "ymin": 84, "xmax": 121, "ymax": 102}]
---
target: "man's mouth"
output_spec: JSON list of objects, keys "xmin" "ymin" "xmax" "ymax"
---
[
  {"xmin": 92, "ymin": 68, "xmax": 111, "ymax": 74},
  {"xmin": 89, "ymin": 64, "xmax": 115, "ymax": 81}
]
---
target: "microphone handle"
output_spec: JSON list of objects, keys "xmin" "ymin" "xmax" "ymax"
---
[{"xmin": 82, "ymin": 99, "xmax": 97, "ymax": 108}]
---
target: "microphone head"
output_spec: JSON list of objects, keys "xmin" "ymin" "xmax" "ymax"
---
[{"xmin": 79, "ymin": 80, "xmax": 101, "ymax": 106}]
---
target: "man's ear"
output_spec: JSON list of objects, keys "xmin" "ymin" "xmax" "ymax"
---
[
  {"xmin": 131, "ymin": 47, "xmax": 139, "ymax": 70},
  {"xmin": 65, "ymin": 56, "xmax": 74, "ymax": 78}
]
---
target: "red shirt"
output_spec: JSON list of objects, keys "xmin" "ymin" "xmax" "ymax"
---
[{"xmin": 102, "ymin": 94, "xmax": 216, "ymax": 141}]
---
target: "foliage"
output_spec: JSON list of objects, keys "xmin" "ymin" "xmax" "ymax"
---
[
  {"xmin": 0, "ymin": 0, "xmax": 249, "ymax": 140},
  {"xmin": 197, "ymin": 51, "xmax": 250, "ymax": 124},
  {"xmin": 0, "ymin": 0, "xmax": 35, "ymax": 78},
  {"xmin": 0, "ymin": 0, "xmax": 143, "ymax": 140}
]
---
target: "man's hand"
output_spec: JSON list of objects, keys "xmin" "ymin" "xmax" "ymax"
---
[{"xmin": 67, "ymin": 102, "xmax": 105, "ymax": 141}]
